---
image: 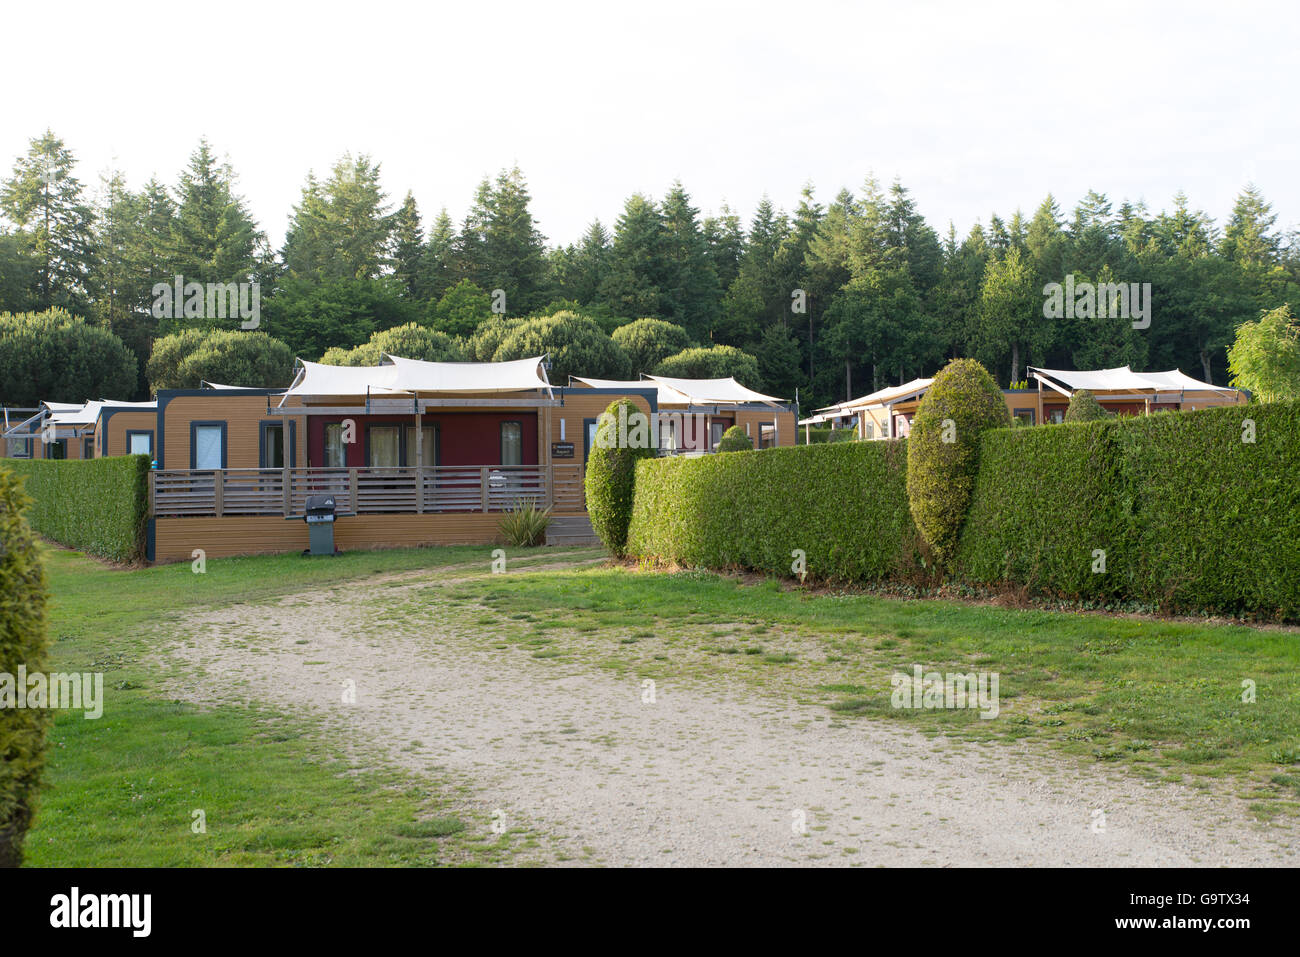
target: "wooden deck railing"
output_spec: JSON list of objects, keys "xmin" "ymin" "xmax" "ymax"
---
[{"xmin": 151, "ymin": 465, "xmax": 586, "ymax": 518}]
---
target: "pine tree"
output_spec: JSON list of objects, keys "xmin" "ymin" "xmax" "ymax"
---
[
  {"xmin": 702, "ymin": 203, "xmax": 744, "ymax": 291},
  {"xmin": 600, "ymin": 193, "xmax": 667, "ymax": 318},
  {"xmin": 478, "ymin": 167, "xmax": 548, "ymax": 314},
  {"xmin": 567, "ymin": 220, "xmax": 611, "ymax": 304},
  {"xmin": 390, "ymin": 191, "xmax": 423, "ymax": 298},
  {"xmin": 418, "ymin": 208, "xmax": 458, "ymax": 302},
  {"xmin": 0, "ymin": 130, "xmax": 96, "ymax": 311},
  {"xmin": 282, "ymin": 152, "xmax": 389, "ymax": 281},
  {"xmin": 170, "ymin": 138, "xmax": 261, "ymax": 286},
  {"xmin": 659, "ymin": 181, "xmax": 721, "ymax": 339},
  {"xmin": 1221, "ymin": 184, "xmax": 1279, "ymax": 267}
]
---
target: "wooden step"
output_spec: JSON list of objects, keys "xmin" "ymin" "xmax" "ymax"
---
[{"xmin": 546, "ymin": 515, "xmax": 599, "ymax": 546}]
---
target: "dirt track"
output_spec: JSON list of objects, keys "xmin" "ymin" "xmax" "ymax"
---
[{"xmin": 161, "ymin": 571, "xmax": 1298, "ymax": 867}]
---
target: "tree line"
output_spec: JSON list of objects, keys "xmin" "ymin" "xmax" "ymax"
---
[{"xmin": 2, "ymin": 129, "xmax": 1297, "ymax": 408}]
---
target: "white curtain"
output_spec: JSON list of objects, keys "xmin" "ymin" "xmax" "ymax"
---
[
  {"xmin": 368, "ymin": 427, "xmax": 400, "ymax": 468},
  {"xmin": 195, "ymin": 426, "xmax": 222, "ymax": 469}
]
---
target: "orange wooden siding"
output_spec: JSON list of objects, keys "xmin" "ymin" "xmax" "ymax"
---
[
  {"xmin": 99, "ymin": 410, "xmax": 158, "ymax": 457},
  {"xmin": 153, "ymin": 512, "xmax": 508, "ymax": 562},
  {"xmin": 160, "ymin": 393, "xmax": 307, "ymax": 470}
]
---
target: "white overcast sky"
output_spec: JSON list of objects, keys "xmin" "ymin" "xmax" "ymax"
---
[{"xmin": 3, "ymin": 0, "xmax": 1296, "ymax": 249}]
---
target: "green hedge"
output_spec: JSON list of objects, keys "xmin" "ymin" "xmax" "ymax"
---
[
  {"xmin": 1118, "ymin": 402, "xmax": 1300, "ymax": 617},
  {"xmin": 626, "ymin": 442, "xmax": 923, "ymax": 583},
  {"xmin": 958, "ymin": 421, "xmax": 1131, "ymax": 599},
  {"xmin": 797, "ymin": 427, "xmax": 857, "ymax": 445},
  {"xmin": 627, "ymin": 401, "xmax": 1300, "ymax": 620},
  {"xmin": 959, "ymin": 402, "xmax": 1300, "ymax": 618},
  {"xmin": 1, "ymin": 456, "xmax": 151, "ymax": 563},
  {"xmin": 0, "ymin": 466, "xmax": 51, "ymax": 866}
]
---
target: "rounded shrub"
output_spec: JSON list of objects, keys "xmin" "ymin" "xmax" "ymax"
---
[
  {"xmin": 1064, "ymin": 389, "xmax": 1112, "ymax": 423},
  {"xmin": 585, "ymin": 398, "xmax": 657, "ymax": 557},
  {"xmin": 906, "ymin": 358, "xmax": 1010, "ymax": 565},
  {"xmin": 0, "ymin": 467, "xmax": 51, "ymax": 867},
  {"xmin": 716, "ymin": 425, "xmax": 753, "ymax": 452}
]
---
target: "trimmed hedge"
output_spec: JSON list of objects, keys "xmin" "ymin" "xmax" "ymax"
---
[
  {"xmin": 1, "ymin": 456, "xmax": 151, "ymax": 563},
  {"xmin": 958, "ymin": 420, "xmax": 1131, "ymax": 599},
  {"xmin": 627, "ymin": 441, "xmax": 923, "ymax": 583},
  {"xmin": 627, "ymin": 400, "xmax": 1300, "ymax": 620},
  {"xmin": 798, "ymin": 427, "xmax": 857, "ymax": 445},
  {"xmin": 585, "ymin": 399, "xmax": 657, "ymax": 557},
  {"xmin": 1118, "ymin": 402, "xmax": 1300, "ymax": 617},
  {"xmin": 959, "ymin": 401, "xmax": 1300, "ymax": 617},
  {"xmin": 1064, "ymin": 389, "xmax": 1111, "ymax": 422},
  {"xmin": 906, "ymin": 359, "xmax": 1010, "ymax": 564},
  {"xmin": 0, "ymin": 466, "xmax": 51, "ymax": 866},
  {"xmin": 716, "ymin": 425, "xmax": 753, "ymax": 453}
]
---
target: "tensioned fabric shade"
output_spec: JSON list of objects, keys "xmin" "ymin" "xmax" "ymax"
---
[
  {"xmin": 829, "ymin": 378, "xmax": 935, "ymax": 413},
  {"xmin": 1029, "ymin": 366, "xmax": 1234, "ymax": 394},
  {"xmin": 569, "ymin": 377, "xmax": 684, "ymax": 405},
  {"xmin": 283, "ymin": 361, "xmax": 403, "ymax": 397},
  {"xmin": 384, "ymin": 355, "xmax": 551, "ymax": 393},
  {"xmin": 282, "ymin": 356, "xmax": 551, "ymax": 397},
  {"xmin": 642, "ymin": 375, "xmax": 786, "ymax": 406}
]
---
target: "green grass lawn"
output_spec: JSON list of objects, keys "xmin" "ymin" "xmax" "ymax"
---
[
  {"xmin": 26, "ymin": 543, "xmax": 600, "ymax": 867},
  {"xmin": 23, "ymin": 541, "xmax": 1300, "ymax": 867},
  {"xmin": 426, "ymin": 564, "xmax": 1300, "ymax": 817}
]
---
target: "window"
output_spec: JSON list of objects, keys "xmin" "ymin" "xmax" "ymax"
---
[
  {"xmin": 262, "ymin": 424, "xmax": 286, "ymax": 468},
  {"xmin": 48, "ymin": 439, "xmax": 67, "ymax": 460},
  {"xmin": 324, "ymin": 423, "xmax": 347, "ymax": 467},
  {"xmin": 83, "ymin": 437, "xmax": 95, "ymax": 459},
  {"xmin": 759, "ymin": 422, "xmax": 775, "ymax": 449},
  {"xmin": 192, "ymin": 423, "xmax": 226, "ymax": 470},
  {"xmin": 660, "ymin": 415, "xmax": 677, "ymax": 452},
  {"xmin": 1012, "ymin": 409, "xmax": 1036, "ymax": 427},
  {"xmin": 500, "ymin": 421, "xmax": 523, "ymax": 465},
  {"xmin": 259, "ymin": 421, "xmax": 296, "ymax": 469},
  {"xmin": 127, "ymin": 431, "xmax": 153, "ymax": 457},
  {"xmin": 1047, "ymin": 409, "xmax": 1065, "ymax": 425},
  {"xmin": 583, "ymin": 418, "xmax": 598, "ymax": 461},
  {"xmin": 367, "ymin": 425, "xmax": 401, "ymax": 468},
  {"xmin": 709, "ymin": 421, "xmax": 727, "ymax": 450},
  {"xmin": 405, "ymin": 425, "xmax": 437, "ymax": 468}
]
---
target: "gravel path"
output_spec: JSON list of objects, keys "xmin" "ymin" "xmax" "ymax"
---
[{"xmin": 161, "ymin": 572, "xmax": 1298, "ymax": 867}]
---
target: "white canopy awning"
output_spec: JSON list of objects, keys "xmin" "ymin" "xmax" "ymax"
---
[
  {"xmin": 569, "ymin": 376, "xmax": 679, "ymax": 405},
  {"xmin": 46, "ymin": 400, "xmax": 101, "ymax": 426},
  {"xmin": 385, "ymin": 355, "xmax": 551, "ymax": 393},
  {"xmin": 283, "ymin": 361, "xmax": 402, "ymax": 397},
  {"xmin": 571, "ymin": 375, "xmax": 785, "ymax": 407},
  {"xmin": 283, "ymin": 355, "xmax": 552, "ymax": 399},
  {"xmin": 1029, "ymin": 366, "xmax": 1234, "ymax": 396},
  {"xmin": 799, "ymin": 413, "xmax": 840, "ymax": 426},
  {"xmin": 643, "ymin": 375, "xmax": 786, "ymax": 406},
  {"xmin": 827, "ymin": 377, "xmax": 935, "ymax": 413}
]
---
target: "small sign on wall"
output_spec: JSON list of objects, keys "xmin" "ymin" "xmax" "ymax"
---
[{"xmin": 551, "ymin": 442, "xmax": 575, "ymax": 459}]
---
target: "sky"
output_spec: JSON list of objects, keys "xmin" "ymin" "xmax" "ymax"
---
[{"xmin": 3, "ymin": 0, "xmax": 1296, "ymax": 249}]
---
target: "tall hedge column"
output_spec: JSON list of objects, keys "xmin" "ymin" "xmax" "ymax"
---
[
  {"xmin": 906, "ymin": 358, "xmax": 1010, "ymax": 567},
  {"xmin": 0, "ymin": 467, "xmax": 52, "ymax": 867},
  {"xmin": 585, "ymin": 398, "xmax": 657, "ymax": 557}
]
